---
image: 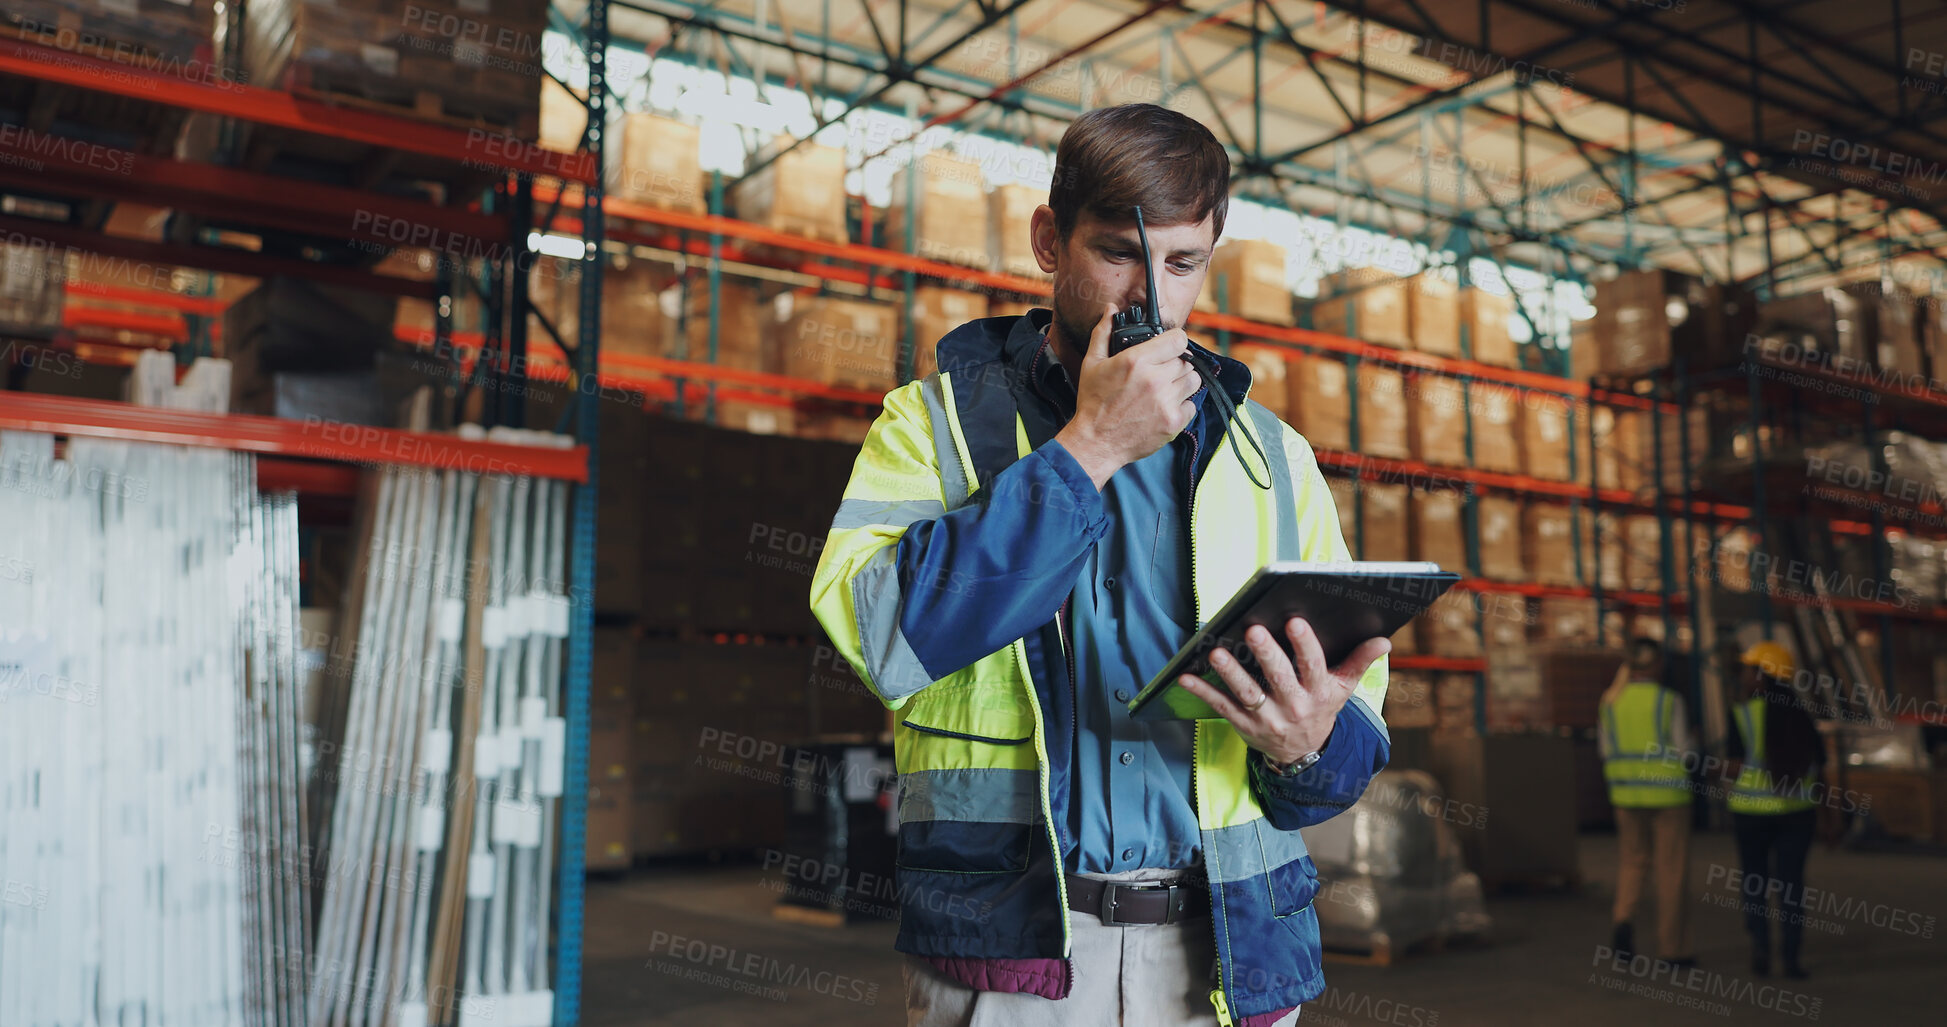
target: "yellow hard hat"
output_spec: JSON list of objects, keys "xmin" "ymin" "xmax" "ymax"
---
[{"xmin": 1741, "ymin": 641, "xmax": 1796, "ymax": 680}]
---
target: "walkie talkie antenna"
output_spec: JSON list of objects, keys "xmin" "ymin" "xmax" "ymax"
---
[{"xmin": 1134, "ymin": 206, "xmax": 1162, "ymax": 329}]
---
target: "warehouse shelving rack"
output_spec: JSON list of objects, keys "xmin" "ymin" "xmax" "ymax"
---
[{"xmin": 0, "ymin": 1, "xmax": 615, "ymax": 1020}]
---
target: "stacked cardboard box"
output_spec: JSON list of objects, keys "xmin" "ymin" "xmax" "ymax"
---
[
  {"xmin": 1477, "ymin": 495, "xmax": 1525, "ymax": 581},
  {"xmin": 1327, "ymin": 476, "xmax": 1359, "ymax": 550},
  {"xmin": 1480, "ymin": 591, "xmax": 1531, "ymax": 649},
  {"xmin": 1536, "ymin": 596, "xmax": 1601, "ymax": 645},
  {"xmin": 886, "ymin": 151, "xmax": 989, "ymax": 268},
  {"xmin": 1848, "ymin": 279, "xmax": 1925, "ymax": 377},
  {"xmin": 599, "ymin": 260, "xmax": 678, "ymax": 359},
  {"xmin": 774, "ymin": 295, "xmax": 900, "ymax": 392},
  {"xmin": 1289, "ymin": 352, "xmax": 1352, "ymax": 451},
  {"xmin": 989, "ymin": 185, "xmax": 1045, "ymax": 280},
  {"xmin": 735, "ymin": 137, "xmax": 849, "ymax": 246},
  {"xmin": 1622, "ymin": 515, "xmax": 1686, "ymax": 592},
  {"xmin": 1359, "ymin": 482, "xmax": 1410, "ymax": 562},
  {"xmin": 684, "ymin": 279, "xmax": 768, "ymax": 373},
  {"xmin": 10, "ymin": 0, "xmax": 216, "ymax": 66},
  {"xmin": 1408, "ymin": 375, "xmax": 1468, "ymax": 467},
  {"xmin": 1461, "ymin": 288, "xmax": 1517, "ymax": 367},
  {"xmin": 1471, "ymin": 385, "xmax": 1521, "ymax": 474},
  {"xmin": 1358, "ymin": 363, "xmax": 1411, "ymax": 459},
  {"xmin": 1410, "ymin": 488, "xmax": 1468, "ymax": 572},
  {"xmin": 244, "ymin": 0, "xmax": 544, "ymax": 136},
  {"xmin": 1434, "ymin": 673, "xmax": 1479, "ymax": 734},
  {"xmin": 609, "ymin": 112, "xmax": 706, "ymax": 213},
  {"xmin": 1419, "ymin": 590, "xmax": 1482, "ymax": 657},
  {"xmin": 1383, "ymin": 672, "xmax": 1437, "ymax": 730},
  {"xmin": 1595, "ymin": 513, "xmax": 1627, "ymax": 591},
  {"xmin": 1487, "ymin": 646, "xmax": 1624, "ymax": 732},
  {"xmin": 1232, "ymin": 344, "xmax": 1289, "ymax": 418},
  {"xmin": 540, "ymin": 77, "xmax": 587, "ymax": 153},
  {"xmin": 908, "ymin": 287, "xmax": 991, "ymax": 379},
  {"xmin": 1523, "ymin": 503, "xmax": 1579, "ymax": 587},
  {"xmin": 1409, "ymin": 273, "xmax": 1461, "ymax": 356},
  {"xmin": 1592, "ymin": 272, "xmax": 1672, "ymax": 374},
  {"xmin": 1519, "ymin": 393, "xmax": 1574, "ymax": 480},
  {"xmin": 1312, "ymin": 267, "xmax": 1411, "ymax": 347},
  {"xmin": 0, "ymin": 241, "xmax": 66, "ymax": 337},
  {"xmin": 1754, "ymin": 286, "xmax": 1862, "ymax": 366},
  {"xmin": 1593, "ymin": 407, "xmax": 1648, "ymax": 493},
  {"xmin": 1208, "ymin": 239, "xmax": 1294, "ymax": 324},
  {"xmin": 1483, "ymin": 644, "xmax": 1550, "ymax": 731}
]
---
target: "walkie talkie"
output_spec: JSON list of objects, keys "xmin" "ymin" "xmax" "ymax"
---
[
  {"xmin": 1103, "ymin": 204, "xmax": 1272, "ymax": 490},
  {"xmin": 1107, "ymin": 206, "xmax": 1166, "ymax": 355}
]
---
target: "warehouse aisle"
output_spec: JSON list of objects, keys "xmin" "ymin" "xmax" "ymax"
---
[{"xmin": 587, "ymin": 833, "xmax": 1943, "ymax": 1026}]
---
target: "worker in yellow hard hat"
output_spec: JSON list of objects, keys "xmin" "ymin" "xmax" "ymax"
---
[{"xmin": 1724, "ymin": 639, "xmax": 1823, "ymax": 980}]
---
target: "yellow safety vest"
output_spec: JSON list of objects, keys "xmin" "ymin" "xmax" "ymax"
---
[
  {"xmin": 1727, "ymin": 698, "xmax": 1818, "ymax": 815},
  {"xmin": 1600, "ymin": 681, "xmax": 1691, "ymax": 808}
]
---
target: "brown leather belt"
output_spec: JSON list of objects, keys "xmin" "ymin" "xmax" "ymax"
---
[{"xmin": 1064, "ymin": 874, "xmax": 1207, "ymax": 925}]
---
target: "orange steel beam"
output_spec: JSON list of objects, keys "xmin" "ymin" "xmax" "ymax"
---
[
  {"xmin": 65, "ymin": 281, "xmax": 229, "ymax": 316},
  {"xmin": 0, "ymin": 37, "xmax": 594, "ymax": 184},
  {"xmin": 0, "ymin": 392, "xmax": 589, "ymax": 481}
]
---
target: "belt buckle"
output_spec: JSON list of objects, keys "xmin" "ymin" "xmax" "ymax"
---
[{"xmin": 1097, "ymin": 881, "xmax": 1172, "ymax": 925}]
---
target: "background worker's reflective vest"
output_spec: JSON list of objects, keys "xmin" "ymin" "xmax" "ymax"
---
[
  {"xmin": 1727, "ymin": 698, "xmax": 1819, "ymax": 815},
  {"xmin": 1601, "ymin": 682, "xmax": 1691, "ymax": 808}
]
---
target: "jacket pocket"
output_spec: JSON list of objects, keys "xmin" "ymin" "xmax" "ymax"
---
[
  {"xmin": 1267, "ymin": 854, "xmax": 1321, "ymax": 918},
  {"xmin": 901, "ymin": 720, "xmax": 1032, "ymax": 746},
  {"xmin": 898, "ymin": 819, "xmax": 1033, "ymax": 874}
]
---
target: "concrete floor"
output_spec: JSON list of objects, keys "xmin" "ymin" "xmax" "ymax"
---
[{"xmin": 584, "ymin": 832, "xmax": 1942, "ymax": 1026}]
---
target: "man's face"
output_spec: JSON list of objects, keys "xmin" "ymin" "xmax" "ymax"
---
[{"xmin": 1029, "ymin": 205, "xmax": 1216, "ymax": 351}]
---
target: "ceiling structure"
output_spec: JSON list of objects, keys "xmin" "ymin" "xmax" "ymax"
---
[{"xmin": 570, "ymin": 0, "xmax": 1947, "ymax": 298}]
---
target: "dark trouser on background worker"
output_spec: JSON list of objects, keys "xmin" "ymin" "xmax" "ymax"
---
[{"xmin": 1733, "ymin": 809, "xmax": 1817, "ymax": 974}]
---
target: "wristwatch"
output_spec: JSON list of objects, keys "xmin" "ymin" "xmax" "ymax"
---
[{"xmin": 1262, "ymin": 748, "xmax": 1323, "ymax": 777}]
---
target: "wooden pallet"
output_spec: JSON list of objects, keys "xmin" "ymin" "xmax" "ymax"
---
[{"xmin": 279, "ymin": 62, "xmax": 540, "ymax": 141}]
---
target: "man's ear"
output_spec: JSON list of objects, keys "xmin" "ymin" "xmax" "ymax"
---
[{"xmin": 1029, "ymin": 205, "xmax": 1060, "ymax": 274}]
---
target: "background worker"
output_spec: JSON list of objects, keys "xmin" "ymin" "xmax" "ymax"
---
[
  {"xmin": 1725, "ymin": 641, "xmax": 1824, "ymax": 980},
  {"xmin": 1597, "ymin": 637, "xmax": 1697, "ymax": 967}
]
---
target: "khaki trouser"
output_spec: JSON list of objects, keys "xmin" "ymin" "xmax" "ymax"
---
[
  {"xmin": 1612, "ymin": 805, "xmax": 1693, "ymax": 959},
  {"xmin": 903, "ymin": 868, "xmax": 1301, "ymax": 1027}
]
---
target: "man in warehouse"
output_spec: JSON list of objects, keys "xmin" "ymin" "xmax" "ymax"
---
[
  {"xmin": 809, "ymin": 103, "xmax": 1392, "ymax": 1027},
  {"xmin": 1597, "ymin": 637, "xmax": 1697, "ymax": 968}
]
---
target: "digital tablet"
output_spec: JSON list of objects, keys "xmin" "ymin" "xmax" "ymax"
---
[{"xmin": 1127, "ymin": 561, "xmax": 1460, "ymax": 722}]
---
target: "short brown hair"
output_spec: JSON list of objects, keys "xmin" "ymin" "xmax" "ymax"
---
[{"xmin": 1049, "ymin": 104, "xmax": 1230, "ymax": 240}]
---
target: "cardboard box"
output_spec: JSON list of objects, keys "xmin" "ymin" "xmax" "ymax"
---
[
  {"xmin": 1596, "ymin": 513, "xmax": 1627, "ymax": 591},
  {"xmin": 1461, "ymin": 288, "xmax": 1517, "ymax": 367},
  {"xmin": 1524, "ymin": 503, "xmax": 1578, "ymax": 586},
  {"xmin": 885, "ymin": 151, "xmax": 989, "ymax": 267},
  {"xmin": 1537, "ymin": 596, "xmax": 1601, "ymax": 645},
  {"xmin": 1848, "ymin": 769, "xmax": 1935, "ymax": 842},
  {"xmin": 1383, "ymin": 672, "xmax": 1437, "ymax": 730},
  {"xmin": 1208, "ymin": 239, "xmax": 1294, "ymax": 324},
  {"xmin": 1593, "ymin": 271, "xmax": 1670, "ymax": 374},
  {"xmin": 685, "ymin": 279, "xmax": 767, "ymax": 373},
  {"xmin": 1484, "ymin": 644, "xmax": 1551, "ymax": 731},
  {"xmin": 0, "ymin": 240, "xmax": 64, "ymax": 336},
  {"xmin": 735, "ymin": 137, "xmax": 849, "ymax": 245},
  {"xmin": 989, "ymin": 184, "xmax": 1045, "ymax": 280},
  {"xmin": 1477, "ymin": 495, "xmax": 1526, "ymax": 581},
  {"xmin": 908, "ymin": 286, "xmax": 990, "ymax": 379},
  {"xmin": 1434, "ymin": 672, "xmax": 1480, "ymax": 733},
  {"xmin": 773, "ymin": 294, "xmax": 900, "ymax": 391},
  {"xmin": 1359, "ymin": 482, "xmax": 1410, "ymax": 562},
  {"xmin": 1357, "ymin": 363, "xmax": 1410, "ymax": 459},
  {"xmin": 1519, "ymin": 393, "xmax": 1574, "ymax": 481},
  {"xmin": 1313, "ymin": 267, "xmax": 1411, "ymax": 347},
  {"xmin": 1410, "ymin": 488, "xmax": 1468, "ymax": 572},
  {"xmin": 600, "ymin": 259, "xmax": 678, "ymax": 359},
  {"xmin": 1848, "ymin": 280, "xmax": 1924, "ymax": 376},
  {"xmin": 1419, "ymin": 589, "xmax": 1482, "ymax": 658},
  {"xmin": 1623, "ymin": 515, "xmax": 1665, "ymax": 592},
  {"xmin": 609, "ymin": 113, "xmax": 706, "ymax": 213},
  {"xmin": 1593, "ymin": 407, "xmax": 1648, "ymax": 493},
  {"xmin": 1409, "ymin": 374, "xmax": 1468, "ymax": 467},
  {"xmin": 1289, "ymin": 352, "xmax": 1352, "ymax": 451},
  {"xmin": 1480, "ymin": 591, "xmax": 1531, "ymax": 649},
  {"xmin": 1232, "ymin": 344, "xmax": 1289, "ymax": 418},
  {"xmin": 1471, "ymin": 384, "xmax": 1521, "ymax": 474},
  {"xmin": 1409, "ymin": 273, "xmax": 1460, "ymax": 356}
]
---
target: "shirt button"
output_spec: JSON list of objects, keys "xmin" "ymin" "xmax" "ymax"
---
[
  {"xmin": 1119, "ymin": 751, "xmax": 1135, "ymax": 766},
  {"xmin": 1115, "ymin": 689, "xmax": 1132, "ymax": 703},
  {"xmin": 1121, "ymin": 847, "xmax": 1136, "ymax": 863}
]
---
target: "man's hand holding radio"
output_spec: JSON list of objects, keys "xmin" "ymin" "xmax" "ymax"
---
[{"xmin": 1056, "ymin": 303, "xmax": 1202, "ymax": 491}]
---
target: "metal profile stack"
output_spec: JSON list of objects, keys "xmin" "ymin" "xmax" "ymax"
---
[
  {"xmin": 307, "ymin": 429, "xmax": 571, "ymax": 1027},
  {"xmin": 0, "ymin": 432, "xmax": 301, "ymax": 1027}
]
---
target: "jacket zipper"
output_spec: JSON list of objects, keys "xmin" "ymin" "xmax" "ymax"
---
[{"xmin": 1186, "ymin": 419, "xmax": 1234, "ymax": 1027}]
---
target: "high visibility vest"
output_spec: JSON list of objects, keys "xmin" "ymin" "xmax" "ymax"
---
[
  {"xmin": 810, "ymin": 315, "xmax": 1390, "ymax": 1025},
  {"xmin": 1600, "ymin": 682, "xmax": 1692, "ymax": 808},
  {"xmin": 1727, "ymin": 698, "xmax": 1819, "ymax": 815}
]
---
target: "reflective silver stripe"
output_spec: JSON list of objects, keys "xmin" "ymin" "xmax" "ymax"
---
[
  {"xmin": 1345, "ymin": 691, "xmax": 1389, "ymax": 745},
  {"xmin": 920, "ymin": 375, "xmax": 969, "ymax": 509},
  {"xmin": 897, "ymin": 767, "xmax": 1040, "ymax": 824},
  {"xmin": 831, "ymin": 498, "xmax": 947, "ymax": 531},
  {"xmin": 1247, "ymin": 402, "xmax": 1299, "ymax": 560},
  {"xmin": 851, "ymin": 545, "xmax": 935, "ymax": 701},
  {"xmin": 1203, "ymin": 817, "xmax": 1310, "ymax": 885}
]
